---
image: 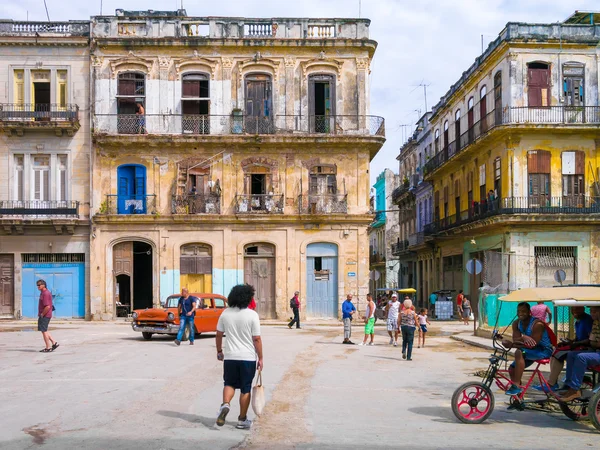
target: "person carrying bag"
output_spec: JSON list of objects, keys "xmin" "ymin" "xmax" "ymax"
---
[{"xmin": 251, "ymin": 369, "xmax": 265, "ymax": 416}]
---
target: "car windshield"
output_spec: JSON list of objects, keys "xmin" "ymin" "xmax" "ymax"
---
[{"xmin": 166, "ymin": 296, "xmax": 180, "ymax": 308}]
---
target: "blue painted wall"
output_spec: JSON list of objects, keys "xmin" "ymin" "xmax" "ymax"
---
[
  {"xmin": 213, "ymin": 269, "xmax": 244, "ymax": 297},
  {"xmin": 22, "ymin": 263, "xmax": 85, "ymax": 318},
  {"xmin": 372, "ymin": 173, "xmax": 386, "ymax": 228},
  {"xmin": 159, "ymin": 269, "xmax": 179, "ymax": 304}
]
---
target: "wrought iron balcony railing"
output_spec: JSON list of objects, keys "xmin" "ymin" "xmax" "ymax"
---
[
  {"xmin": 391, "ymin": 240, "xmax": 410, "ymax": 256},
  {"xmin": 297, "ymin": 194, "xmax": 348, "ymax": 214},
  {"xmin": 424, "ymin": 196, "xmax": 600, "ymax": 235},
  {"xmin": 171, "ymin": 193, "xmax": 221, "ymax": 214},
  {"xmin": 0, "ymin": 103, "xmax": 79, "ymax": 122},
  {"xmin": 235, "ymin": 194, "xmax": 284, "ymax": 214},
  {"xmin": 93, "ymin": 114, "xmax": 385, "ymax": 137},
  {"xmin": 102, "ymin": 194, "xmax": 157, "ymax": 215},
  {"xmin": 370, "ymin": 252, "xmax": 384, "ymax": 264},
  {"xmin": 0, "ymin": 200, "xmax": 79, "ymax": 217},
  {"xmin": 424, "ymin": 106, "xmax": 600, "ymax": 175}
]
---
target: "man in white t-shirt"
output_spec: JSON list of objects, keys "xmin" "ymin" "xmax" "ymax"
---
[
  {"xmin": 385, "ymin": 293, "xmax": 401, "ymax": 346},
  {"xmin": 215, "ymin": 284, "xmax": 263, "ymax": 430}
]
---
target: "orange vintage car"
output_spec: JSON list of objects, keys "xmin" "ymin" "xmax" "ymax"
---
[{"xmin": 131, "ymin": 293, "xmax": 228, "ymax": 340}]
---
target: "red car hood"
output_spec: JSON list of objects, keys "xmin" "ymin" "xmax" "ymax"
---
[{"xmin": 134, "ymin": 307, "xmax": 177, "ymax": 322}]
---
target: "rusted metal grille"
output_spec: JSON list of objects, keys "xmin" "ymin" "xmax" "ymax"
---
[{"xmin": 22, "ymin": 254, "xmax": 85, "ymax": 263}]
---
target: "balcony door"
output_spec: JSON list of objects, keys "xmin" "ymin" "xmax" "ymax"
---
[
  {"xmin": 245, "ymin": 74, "xmax": 272, "ymax": 134},
  {"xmin": 182, "ymin": 73, "xmax": 210, "ymax": 134},
  {"xmin": 117, "ymin": 164, "xmax": 146, "ymax": 214},
  {"xmin": 309, "ymin": 74, "xmax": 335, "ymax": 133},
  {"xmin": 562, "ymin": 151, "xmax": 585, "ymax": 207},
  {"xmin": 528, "ymin": 150, "xmax": 551, "ymax": 208}
]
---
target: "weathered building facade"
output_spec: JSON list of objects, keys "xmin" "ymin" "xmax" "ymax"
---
[
  {"xmin": 414, "ymin": 13, "xmax": 600, "ymax": 310},
  {"xmin": 369, "ymin": 169, "xmax": 399, "ymax": 293},
  {"xmin": 0, "ymin": 20, "xmax": 90, "ymax": 318},
  {"xmin": 89, "ymin": 10, "xmax": 385, "ymax": 320}
]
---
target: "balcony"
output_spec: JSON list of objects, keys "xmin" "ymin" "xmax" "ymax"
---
[
  {"xmin": 370, "ymin": 252, "xmax": 385, "ymax": 264},
  {"xmin": 235, "ymin": 194, "xmax": 284, "ymax": 214},
  {"xmin": 298, "ymin": 194, "xmax": 347, "ymax": 214},
  {"xmin": 391, "ymin": 240, "xmax": 410, "ymax": 256},
  {"xmin": 102, "ymin": 195, "xmax": 156, "ymax": 215},
  {"xmin": 0, "ymin": 200, "xmax": 79, "ymax": 217},
  {"xmin": 0, "ymin": 104, "xmax": 80, "ymax": 136},
  {"xmin": 425, "ymin": 196, "xmax": 600, "ymax": 235},
  {"xmin": 391, "ymin": 180, "xmax": 412, "ymax": 204},
  {"xmin": 0, "ymin": 20, "xmax": 90, "ymax": 37},
  {"xmin": 424, "ymin": 106, "xmax": 600, "ymax": 176},
  {"xmin": 93, "ymin": 114, "xmax": 385, "ymax": 138},
  {"xmin": 171, "ymin": 193, "xmax": 221, "ymax": 214}
]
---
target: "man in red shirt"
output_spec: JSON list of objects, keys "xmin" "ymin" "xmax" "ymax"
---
[
  {"xmin": 456, "ymin": 290, "xmax": 464, "ymax": 319},
  {"xmin": 37, "ymin": 279, "xmax": 58, "ymax": 353},
  {"xmin": 288, "ymin": 291, "xmax": 301, "ymax": 329}
]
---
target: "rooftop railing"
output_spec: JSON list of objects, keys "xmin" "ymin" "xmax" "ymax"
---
[
  {"xmin": 93, "ymin": 114, "xmax": 385, "ymax": 137},
  {"xmin": 424, "ymin": 196, "xmax": 600, "ymax": 235},
  {"xmin": 424, "ymin": 106, "xmax": 600, "ymax": 175},
  {"xmin": 0, "ymin": 20, "xmax": 90, "ymax": 36}
]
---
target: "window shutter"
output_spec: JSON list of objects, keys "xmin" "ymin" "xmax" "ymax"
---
[
  {"xmin": 575, "ymin": 151, "xmax": 585, "ymax": 175},
  {"xmin": 60, "ymin": 169, "xmax": 66, "ymax": 201},
  {"xmin": 198, "ymin": 256, "xmax": 212, "ymax": 274},
  {"xmin": 17, "ymin": 168, "xmax": 23, "ymax": 201},
  {"xmin": 443, "ymin": 186, "xmax": 448, "ymax": 203},
  {"xmin": 43, "ymin": 170, "xmax": 49, "ymax": 201},
  {"xmin": 118, "ymin": 79, "xmax": 135, "ymax": 96},
  {"xmin": 182, "ymin": 80, "xmax": 200, "ymax": 98},
  {"xmin": 454, "ymin": 179, "xmax": 460, "ymax": 196},
  {"xmin": 34, "ymin": 170, "xmax": 41, "ymax": 200},
  {"xmin": 180, "ymin": 256, "xmax": 193, "ymax": 275},
  {"xmin": 528, "ymin": 150, "xmax": 551, "ymax": 174}
]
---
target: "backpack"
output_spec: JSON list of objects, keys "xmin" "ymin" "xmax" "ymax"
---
[{"xmin": 290, "ymin": 297, "xmax": 297, "ymax": 308}]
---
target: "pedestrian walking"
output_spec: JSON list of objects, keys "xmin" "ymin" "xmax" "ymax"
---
[
  {"xmin": 462, "ymin": 295, "xmax": 472, "ymax": 326},
  {"xmin": 174, "ymin": 288, "xmax": 197, "ymax": 346},
  {"xmin": 417, "ymin": 308, "xmax": 431, "ymax": 348},
  {"xmin": 456, "ymin": 290, "xmax": 464, "ymax": 319},
  {"xmin": 531, "ymin": 301, "xmax": 552, "ymax": 323},
  {"xmin": 288, "ymin": 291, "xmax": 301, "ymax": 329},
  {"xmin": 400, "ymin": 299, "xmax": 418, "ymax": 360},
  {"xmin": 215, "ymin": 284, "xmax": 263, "ymax": 429},
  {"xmin": 360, "ymin": 293, "xmax": 376, "ymax": 346},
  {"xmin": 429, "ymin": 291, "xmax": 437, "ymax": 318},
  {"xmin": 342, "ymin": 294, "xmax": 356, "ymax": 344},
  {"xmin": 37, "ymin": 279, "xmax": 58, "ymax": 353},
  {"xmin": 385, "ymin": 293, "xmax": 401, "ymax": 346}
]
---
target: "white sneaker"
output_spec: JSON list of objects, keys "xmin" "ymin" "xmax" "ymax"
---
[
  {"xmin": 216, "ymin": 403, "xmax": 230, "ymax": 427},
  {"xmin": 393, "ymin": 341, "xmax": 398, "ymax": 347},
  {"xmin": 389, "ymin": 338, "xmax": 394, "ymax": 345},
  {"xmin": 358, "ymin": 342, "xmax": 365, "ymax": 346},
  {"xmin": 236, "ymin": 418, "xmax": 253, "ymax": 429},
  {"xmin": 368, "ymin": 342, "xmax": 374, "ymax": 346}
]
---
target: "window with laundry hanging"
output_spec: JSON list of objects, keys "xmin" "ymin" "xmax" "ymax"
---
[{"xmin": 563, "ymin": 64, "xmax": 584, "ymax": 107}]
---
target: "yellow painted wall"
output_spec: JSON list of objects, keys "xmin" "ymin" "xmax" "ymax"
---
[{"xmin": 180, "ymin": 274, "xmax": 212, "ymax": 293}]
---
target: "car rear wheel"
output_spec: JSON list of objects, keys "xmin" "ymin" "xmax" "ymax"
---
[{"xmin": 142, "ymin": 332, "xmax": 153, "ymax": 340}]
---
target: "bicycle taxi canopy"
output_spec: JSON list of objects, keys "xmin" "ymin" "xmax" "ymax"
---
[{"xmin": 498, "ymin": 286, "xmax": 600, "ymax": 302}]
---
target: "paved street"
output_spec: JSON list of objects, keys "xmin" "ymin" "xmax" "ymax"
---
[{"xmin": 0, "ymin": 321, "xmax": 598, "ymax": 449}]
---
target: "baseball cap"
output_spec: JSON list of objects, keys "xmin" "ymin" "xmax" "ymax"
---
[{"xmin": 391, "ymin": 293, "xmax": 398, "ymax": 298}]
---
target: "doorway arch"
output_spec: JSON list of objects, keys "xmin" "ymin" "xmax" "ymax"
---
[
  {"xmin": 244, "ymin": 243, "xmax": 276, "ymax": 319},
  {"xmin": 180, "ymin": 243, "xmax": 212, "ymax": 293},
  {"xmin": 113, "ymin": 240, "xmax": 153, "ymax": 315}
]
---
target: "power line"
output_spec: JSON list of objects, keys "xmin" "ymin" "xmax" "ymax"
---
[{"xmin": 43, "ymin": 0, "xmax": 50, "ymax": 21}]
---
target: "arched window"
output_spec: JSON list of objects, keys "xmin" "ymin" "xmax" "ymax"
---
[
  {"xmin": 443, "ymin": 120, "xmax": 449, "ymax": 149},
  {"xmin": 479, "ymin": 85, "xmax": 488, "ymax": 120},
  {"xmin": 494, "ymin": 71, "xmax": 502, "ymax": 124},
  {"xmin": 434, "ymin": 129, "xmax": 440, "ymax": 153},
  {"xmin": 455, "ymin": 109, "xmax": 461, "ymax": 144},
  {"xmin": 468, "ymin": 97, "xmax": 474, "ymax": 110},
  {"xmin": 182, "ymin": 73, "xmax": 210, "ymax": 134},
  {"xmin": 117, "ymin": 72, "xmax": 146, "ymax": 133}
]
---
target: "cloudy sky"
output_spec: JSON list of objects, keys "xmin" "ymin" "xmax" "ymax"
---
[{"xmin": 2, "ymin": 0, "xmax": 598, "ymax": 184}]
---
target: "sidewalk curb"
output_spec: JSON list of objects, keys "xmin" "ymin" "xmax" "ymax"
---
[{"xmin": 450, "ymin": 334, "xmax": 516, "ymax": 356}]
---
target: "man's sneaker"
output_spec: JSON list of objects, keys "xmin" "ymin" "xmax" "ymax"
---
[
  {"xmin": 174, "ymin": 339, "xmax": 181, "ymax": 346},
  {"xmin": 368, "ymin": 342, "xmax": 374, "ymax": 346},
  {"xmin": 533, "ymin": 383, "xmax": 559, "ymax": 393},
  {"xmin": 216, "ymin": 403, "xmax": 230, "ymax": 426},
  {"xmin": 347, "ymin": 340, "xmax": 356, "ymax": 345},
  {"xmin": 358, "ymin": 342, "xmax": 365, "ymax": 346},
  {"xmin": 393, "ymin": 341, "xmax": 398, "ymax": 347},
  {"xmin": 505, "ymin": 384, "xmax": 523, "ymax": 396},
  {"xmin": 189, "ymin": 341, "xmax": 194, "ymax": 346},
  {"xmin": 402, "ymin": 353, "xmax": 407, "ymax": 360},
  {"xmin": 389, "ymin": 338, "xmax": 394, "ymax": 345},
  {"xmin": 236, "ymin": 418, "xmax": 252, "ymax": 429}
]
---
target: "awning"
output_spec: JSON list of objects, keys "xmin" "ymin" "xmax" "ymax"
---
[{"xmin": 499, "ymin": 287, "xmax": 600, "ymax": 302}]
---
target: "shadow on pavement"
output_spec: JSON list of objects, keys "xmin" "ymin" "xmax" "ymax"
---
[{"xmin": 156, "ymin": 410, "xmax": 221, "ymax": 429}]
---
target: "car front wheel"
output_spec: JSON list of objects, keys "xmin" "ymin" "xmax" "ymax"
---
[{"xmin": 142, "ymin": 332, "xmax": 153, "ymax": 340}]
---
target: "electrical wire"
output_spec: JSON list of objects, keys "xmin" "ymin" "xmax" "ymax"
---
[{"xmin": 43, "ymin": 0, "xmax": 50, "ymax": 21}]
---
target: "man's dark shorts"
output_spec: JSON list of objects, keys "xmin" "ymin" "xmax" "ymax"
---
[
  {"xmin": 223, "ymin": 360, "xmax": 257, "ymax": 394},
  {"xmin": 38, "ymin": 317, "xmax": 51, "ymax": 332}
]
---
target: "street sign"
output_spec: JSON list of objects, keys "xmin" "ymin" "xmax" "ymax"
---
[
  {"xmin": 466, "ymin": 259, "xmax": 483, "ymax": 275},
  {"xmin": 369, "ymin": 270, "xmax": 380, "ymax": 281},
  {"xmin": 554, "ymin": 269, "xmax": 567, "ymax": 284},
  {"xmin": 348, "ymin": 272, "xmax": 356, "ymax": 277}
]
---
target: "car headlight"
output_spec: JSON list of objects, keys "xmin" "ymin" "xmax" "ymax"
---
[
  {"xmin": 167, "ymin": 312, "xmax": 175, "ymax": 322},
  {"xmin": 132, "ymin": 312, "xmax": 138, "ymax": 320}
]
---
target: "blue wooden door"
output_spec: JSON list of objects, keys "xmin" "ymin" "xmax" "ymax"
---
[
  {"xmin": 117, "ymin": 165, "xmax": 146, "ymax": 214},
  {"xmin": 306, "ymin": 243, "xmax": 338, "ymax": 318},
  {"xmin": 22, "ymin": 263, "xmax": 85, "ymax": 318}
]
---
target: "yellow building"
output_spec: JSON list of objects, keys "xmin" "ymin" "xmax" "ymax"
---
[
  {"xmin": 89, "ymin": 10, "xmax": 385, "ymax": 320},
  {"xmin": 409, "ymin": 13, "xmax": 600, "ymax": 307}
]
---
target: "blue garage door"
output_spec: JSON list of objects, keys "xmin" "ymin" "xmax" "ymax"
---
[
  {"xmin": 22, "ymin": 262, "xmax": 85, "ymax": 318},
  {"xmin": 306, "ymin": 243, "xmax": 338, "ymax": 318}
]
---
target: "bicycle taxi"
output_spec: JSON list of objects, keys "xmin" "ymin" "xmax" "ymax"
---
[
  {"xmin": 451, "ymin": 286, "xmax": 600, "ymax": 430},
  {"xmin": 373, "ymin": 288, "xmax": 417, "ymax": 322}
]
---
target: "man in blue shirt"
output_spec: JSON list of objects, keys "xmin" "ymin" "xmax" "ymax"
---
[
  {"xmin": 342, "ymin": 294, "xmax": 356, "ymax": 345},
  {"xmin": 429, "ymin": 292, "xmax": 437, "ymax": 319},
  {"xmin": 534, "ymin": 305, "xmax": 594, "ymax": 392},
  {"xmin": 174, "ymin": 288, "xmax": 197, "ymax": 346}
]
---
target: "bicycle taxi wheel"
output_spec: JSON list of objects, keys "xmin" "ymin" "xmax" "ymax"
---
[
  {"xmin": 590, "ymin": 390, "xmax": 600, "ymax": 431},
  {"xmin": 452, "ymin": 381, "xmax": 495, "ymax": 424}
]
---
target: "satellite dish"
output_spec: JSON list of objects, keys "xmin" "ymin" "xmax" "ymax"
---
[
  {"xmin": 466, "ymin": 259, "xmax": 483, "ymax": 275},
  {"xmin": 554, "ymin": 269, "xmax": 567, "ymax": 285},
  {"xmin": 369, "ymin": 270, "xmax": 381, "ymax": 281}
]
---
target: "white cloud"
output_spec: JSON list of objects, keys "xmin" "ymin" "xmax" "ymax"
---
[{"xmin": 1, "ymin": 0, "xmax": 597, "ymax": 184}]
